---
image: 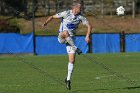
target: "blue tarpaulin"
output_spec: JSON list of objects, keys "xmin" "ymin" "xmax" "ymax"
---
[
  {"xmin": 36, "ymin": 36, "xmax": 67, "ymax": 55},
  {"xmin": 92, "ymin": 34, "xmax": 120, "ymax": 53},
  {"xmin": 125, "ymin": 34, "xmax": 140, "ymax": 52},
  {"xmin": 0, "ymin": 33, "xmax": 33, "ymax": 53},
  {"xmin": 36, "ymin": 36, "xmax": 89, "ymax": 55},
  {"xmin": 0, "ymin": 33, "xmax": 122, "ymax": 55},
  {"xmin": 75, "ymin": 36, "xmax": 89, "ymax": 54}
]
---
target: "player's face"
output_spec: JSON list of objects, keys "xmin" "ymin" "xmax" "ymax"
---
[
  {"xmin": 73, "ymin": 6, "xmax": 81, "ymax": 15},
  {"xmin": 75, "ymin": 6, "xmax": 81, "ymax": 14}
]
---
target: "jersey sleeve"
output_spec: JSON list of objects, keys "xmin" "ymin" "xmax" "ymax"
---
[
  {"xmin": 80, "ymin": 16, "xmax": 89, "ymax": 25},
  {"xmin": 55, "ymin": 11, "xmax": 67, "ymax": 18}
]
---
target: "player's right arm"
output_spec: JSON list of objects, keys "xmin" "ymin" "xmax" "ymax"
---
[
  {"xmin": 42, "ymin": 15, "xmax": 59, "ymax": 28},
  {"xmin": 42, "ymin": 11, "xmax": 67, "ymax": 28}
]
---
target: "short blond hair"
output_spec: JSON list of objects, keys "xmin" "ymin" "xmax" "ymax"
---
[{"xmin": 72, "ymin": 2, "xmax": 81, "ymax": 8}]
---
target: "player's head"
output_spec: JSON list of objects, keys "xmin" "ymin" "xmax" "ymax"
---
[{"xmin": 71, "ymin": 2, "xmax": 81, "ymax": 15}]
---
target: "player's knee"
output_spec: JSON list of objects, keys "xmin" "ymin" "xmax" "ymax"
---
[
  {"xmin": 69, "ymin": 59, "xmax": 75, "ymax": 64},
  {"xmin": 58, "ymin": 35, "xmax": 66, "ymax": 44},
  {"xmin": 62, "ymin": 31, "xmax": 69, "ymax": 38},
  {"xmin": 58, "ymin": 38, "xmax": 66, "ymax": 44},
  {"xmin": 58, "ymin": 33, "xmax": 66, "ymax": 44},
  {"xmin": 69, "ymin": 60, "xmax": 75, "ymax": 64}
]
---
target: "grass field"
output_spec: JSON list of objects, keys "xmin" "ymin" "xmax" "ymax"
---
[{"xmin": 0, "ymin": 53, "xmax": 140, "ymax": 93}]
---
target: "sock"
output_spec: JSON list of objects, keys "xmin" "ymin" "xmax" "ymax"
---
[
  {"xmin": 67, "ymin": 62, "xmax": 74, "ymax": 81},
  {"xmin": 66, "ymin": 37, "xmax": 77, "ymax": 50}
]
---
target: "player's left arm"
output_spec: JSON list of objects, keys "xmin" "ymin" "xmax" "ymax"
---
[
  {"xmin": 42, "ymin": 15, "xmax": 59, "ymax": 28},
  {"xmin": 85, "ymin": 23, "xmax": 92, "ymax": 43},
  {"xmin": 81, "ymin": 16, "xmax": 92, "ymax": 43}
]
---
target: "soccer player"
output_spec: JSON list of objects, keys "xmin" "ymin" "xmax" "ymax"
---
[{"xmin": 42, "ymin": 2, "xmax": 92, "ymax": 90}]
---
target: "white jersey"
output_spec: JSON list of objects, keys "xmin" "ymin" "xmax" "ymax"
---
[{"xmin": 55, "ymin": 10, "xmax": 89, "ymax": 36}]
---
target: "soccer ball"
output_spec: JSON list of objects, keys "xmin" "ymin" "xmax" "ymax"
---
[{"xmin": 116, "ymin": 6, "xmax": 125, "ymax": 16}]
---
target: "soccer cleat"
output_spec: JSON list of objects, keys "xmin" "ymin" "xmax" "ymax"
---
[
  {"xmin": 65, "ymin": 79, "xmax": 71, "ymax": 90},
  {"xmin": 76, "ymin": 48, "xmax": 82, "ymax": 55}
]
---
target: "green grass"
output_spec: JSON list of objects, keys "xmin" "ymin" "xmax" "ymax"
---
[{"xmin": 0, "ymin": 53, "xmax": 140, "ymax": 93}]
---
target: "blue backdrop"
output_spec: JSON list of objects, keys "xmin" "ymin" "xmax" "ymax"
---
[
  {"xmin": 125, "ymin": 34, "xmax": 140, "ymax": 52},
  {"xmin": 0, "ymin": 33, "xmax": 33, "ymax": 54},
  {"xmin": 36, "ymin": 36, "xmax": 67, "ymax": 55},
  {"xmin": 3, "ymin": 33, "xmax": 140, "ymax": 55},
  {"xmin": 36, "ymin": 36, "xmax": 89, "ymax": 55},
  {"xmin": 92, "ymin": 34, "xmax": 120, "ymax": 53},
  {"xmin": 75, "ymin": 36, "xmax": 89, "ymax": 54}
]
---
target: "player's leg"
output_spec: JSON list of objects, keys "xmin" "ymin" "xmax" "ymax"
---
[
  {"xmin": 65, "ymin": 45, "xmax": 76, "ymax": 90},
  {"xmin": 58, "ymin": 31, "xmax": 76, "ymax": 46},
  {"xmin": 59, "ymin": 31, "xmax": 82, "ymax": 54},
  {"xmin": 62, "ymin": 31, "xmax": 76, "ymax": 47},
  {"xmin": 67, "ymin": 51, "xmax": 75, "ymax": 81},
  {"xmin": 58, "ymin": 33, "xmax": 66, "ymax": 44},
  {"xmin": 58, "ymin": 31, "xmax": 74, "ymax": 45}
]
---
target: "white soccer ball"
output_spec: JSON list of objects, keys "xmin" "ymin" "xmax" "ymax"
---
[{"xmin": 116, "ymin": 6, "xmax": 125, "ymax": 16}]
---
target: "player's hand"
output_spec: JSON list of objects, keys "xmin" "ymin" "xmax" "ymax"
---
[
  {"xmin": 85, "ymin": 36, "xmax": 90, "ymax": 43},
  {"xmin": 42, "ymin": 22, "xmax": 47, "ymax": 29},
  {"xmin": 42, "ymin": 22, "xmax": 48, "ymax": 31}
]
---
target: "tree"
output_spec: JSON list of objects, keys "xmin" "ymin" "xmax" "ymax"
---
[
  {"xmin": 136, "ymin": 0, "xmax": 140, "ymax": 14},
  {"xmin": 55, "ymin": 0, "xmax": 58, "ymax": 12},
  {"xmin": 132, "ymin": 0, "xmax": 136, "ymax": 18},
  {"xmin": 105, "ymin": 0, "xmax": 114, "ymax": 17},
  {"xmin": 47, "ymin": 0, "xmax": 51, "ymax": 15},
  {"xmin": 79, "ymin": 0, "xmax": 85, "ymax": 14}
]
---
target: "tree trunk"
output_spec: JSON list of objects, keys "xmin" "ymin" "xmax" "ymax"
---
[
  {"xmin": 47, "ymin": 0, "xmax": 50, "ymax": 15},
  {"xmin": 0, "ymin": 1, "xmax": 5, "ymax": 15},
  {"xmin": 42, "ymin": 0, "xmax": 48, "ymax": 16},
  {"xmin": 0, "ymin": 0, "xmax": 2, "ymax": 15},
  {"xmin": 80, "ymin": 0, "xmax": 84, "ymax": 14},
  {"xmin": 132, "ymin": 0, "xmax": 136, "ymax": 18},
  {"xmin": 23, "ymin": 0, "xmax": 28, "ymax": 16},
  {"xmin": 55, "ymin": 0, "xmax": 58, "ymax": 13},
  {"xmin": 101, "ymin": 0, "xmax": 104, "ymax": 18}
]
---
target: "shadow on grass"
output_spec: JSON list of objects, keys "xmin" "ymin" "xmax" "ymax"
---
[{"xmin": 71, "ymin": 86, "xmax": 140, "ymax": 93}]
